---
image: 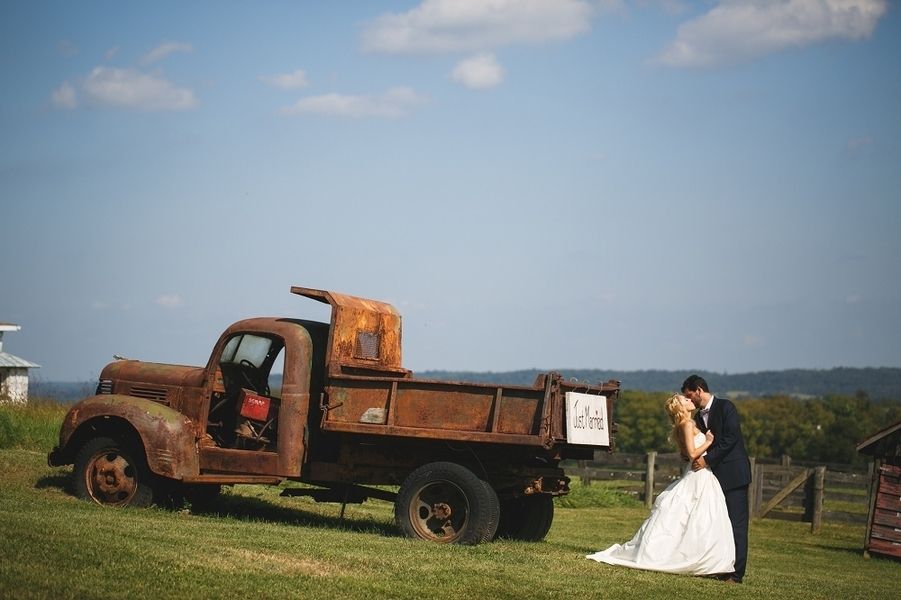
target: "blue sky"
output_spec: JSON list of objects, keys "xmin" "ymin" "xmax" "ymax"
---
[{"xmin": 1, "ymin": 1, "xmax": 899, "ymax": 382}]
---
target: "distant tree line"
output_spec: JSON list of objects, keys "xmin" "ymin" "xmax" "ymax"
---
[
  {"xmin": 421, "ymin": 367, "xmax": 901, "ymax": 401},
  {"xmin": 612, "ymin": 390, "xmax": 901, "ymax": 466}
]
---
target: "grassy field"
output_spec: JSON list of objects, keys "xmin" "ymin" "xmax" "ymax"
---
[{"xmin": 1, "ymin": 402, "xmax": 897, "ymax": 599}]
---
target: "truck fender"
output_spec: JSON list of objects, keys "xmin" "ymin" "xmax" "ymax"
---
[{"xmin": 52, "ymin": 395, "xmax": 200, "ymax": 480}]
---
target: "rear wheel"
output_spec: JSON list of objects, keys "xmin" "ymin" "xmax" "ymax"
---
[
  {"xmin": 395, "ymin": 462, "xmax": 499, "ymax": 545},
  {"xmin": 73, "ymin": 436, "xmax": 154, "ymax": 507},
  {"xmin": 495, "ymin": 494, "xmax": 555, "ymax": 541}
]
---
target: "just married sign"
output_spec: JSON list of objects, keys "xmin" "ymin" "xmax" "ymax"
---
[{"xmin": 565, "ymin": 392, "xmax": 609, "ymax": 446}]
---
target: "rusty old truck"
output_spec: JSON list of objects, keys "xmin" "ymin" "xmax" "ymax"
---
[{"xmin": 49, "ymin": 286, "xmax": 618, "ymax": 544}]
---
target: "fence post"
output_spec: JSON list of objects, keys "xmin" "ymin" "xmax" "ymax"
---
[
  {"xmin": 781, "ymin": 454, "xmax": 792, "ymax": 487},
  {"xmin": 578, "ymin": 460, "xmax": 592, "ymax": 486},
  {"xmin": 645, "ymin": 451, "xmax": 657, "ymax": 509},
  {"xmin": 811, "ymin": 466, "xmax": 826, "ymax": 534},
  {"xmin": 748, "ymin": 457, "xmax": 757, "ymax": 517},
  {"xmin": 753, "ymin": 463, "xmax": 764, "ymax": 517}
]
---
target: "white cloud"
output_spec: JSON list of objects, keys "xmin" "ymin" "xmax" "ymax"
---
[
  {"xmin": 51, "ymin": 82, "xmax": 77, "ymax": 109},
  {"xmin": 141, "ymin": 41, "xmax": 193, "ymax": 65},
  {"xmin": 81, "ymin": 67, "xmax": 197, "ymax": 111},
  {"xmin": 281, "ymin": 87, "xmax": 426, "ymax": 119},
  {"xmin": 452, "ymin": 53, "xmax": 505, "ymax": 89},
  {"xmin": 156, "ymin": 294, "xmax": 184, "ymax": 308},
  {"xmin": 656, "ymin": 0, "xmax": 888, "ymax": 68},
  {"xmin": 104, "ymin": 46, "xmax": 120, "ymax": 61},
  {"xmin": 259, "ymin": 69, "xmax": 309, "ymax": 90},
  {"xmin": 362, "ymin": 0, "xmax": 594, "ymax": 54}
]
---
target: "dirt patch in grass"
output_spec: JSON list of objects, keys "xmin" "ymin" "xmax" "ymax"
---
[{"xmin": 181, "ymin": 546, "xmax": 343, "ymax": 577}]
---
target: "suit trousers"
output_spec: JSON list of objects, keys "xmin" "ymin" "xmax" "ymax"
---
[{"xmin": 724, "ymin": 485, "xmax": 749, "ymax": 581}]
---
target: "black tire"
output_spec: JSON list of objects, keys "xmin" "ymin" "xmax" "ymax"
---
[
  {"xmin": 73, "ymin": 436, "xmax": 155, "ymax": 508},
  {"xmin": 395, "ymin": 462, "xmax": 499, "ymax": 545},
  {"xmin": 495, "ymin": 494, "xmax": 555, "ymax": 541},
  {"xmin": 480, "ymin": 480, "xmax": 500, "ymax": 544}
]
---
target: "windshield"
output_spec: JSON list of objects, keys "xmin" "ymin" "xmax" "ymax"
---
[{"xmin": 220, "ymin": 333, "xmax": 274, "ymax": 367}]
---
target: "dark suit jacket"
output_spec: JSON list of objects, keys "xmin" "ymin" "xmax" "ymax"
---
[{"xmin": 695, "ymin": 396, "xmax": 752, "ymax": 491}]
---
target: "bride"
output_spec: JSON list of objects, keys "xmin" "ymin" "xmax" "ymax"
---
[{"xmin": 586, "ymin": 394, "xmax": 735, "ymax": 576}]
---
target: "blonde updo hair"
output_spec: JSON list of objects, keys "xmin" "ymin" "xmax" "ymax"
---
[{"xmin": 664, "ymin": 393, "xmax": 693, "ymax": 447}]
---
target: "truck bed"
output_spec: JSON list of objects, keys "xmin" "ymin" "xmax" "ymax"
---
[{"xmin": 320, "ymin": 372, "xmax": 617, "ymax": 450}]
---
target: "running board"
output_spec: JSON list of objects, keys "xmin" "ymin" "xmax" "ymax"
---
[
  {"xmin": 280, "ymin": 483, "xmax": 397, "ymax": 504},
  {"xmin": 181, "ymin": 475, "xmax": 283, "ymax": 485}
]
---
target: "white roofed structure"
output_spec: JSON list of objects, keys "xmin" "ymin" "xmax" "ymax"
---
[{"xmin": 0, "ymin": 323, "xmax": 40, "ymax": 404}]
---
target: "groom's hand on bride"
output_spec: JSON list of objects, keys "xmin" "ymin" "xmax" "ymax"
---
[{"xmin": 692, "ymin": 456, "xmax": 708, "ymax": 471}]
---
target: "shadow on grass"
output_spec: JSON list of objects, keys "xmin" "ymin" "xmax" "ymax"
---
[
  {"xmin": 34, "ymin": 472, "xmax": 399, "ymax": 538},
  {"xmin": 197, "ymin": 492, "xmax": 400, "ymax": 538},
  {"xmin": 810, "ymin": 543, "xmax": 870, "ymax": 559},
  {"xmin": 35, "ymin": 473, "xmax": 71, "ymax": 493}
]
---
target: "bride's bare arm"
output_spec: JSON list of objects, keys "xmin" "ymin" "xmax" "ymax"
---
[{"xmin": 680, "ymin": 421, "xmax": 713, "ymax": 460}]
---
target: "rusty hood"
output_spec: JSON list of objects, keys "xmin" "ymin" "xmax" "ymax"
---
[{"xmin": 100, "ymin": 359, "xmax": 206, "ymax": 392}]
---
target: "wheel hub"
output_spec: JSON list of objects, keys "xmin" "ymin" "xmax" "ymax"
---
[
  {"xmin": 411, "ymin": 482, "xmax": 469, "ymax": 542},
  {"xmin": 89, "ymin": 452, "xmax": 136, "ymax": 504},
  {"xmin": 432, "ymin": 502, "xmax": 451, "ymax": 520}
]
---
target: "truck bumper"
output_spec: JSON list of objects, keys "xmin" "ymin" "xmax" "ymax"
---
[{"xmin": 47, "ymin": 446, "xmax": 65, "ymax": 467}]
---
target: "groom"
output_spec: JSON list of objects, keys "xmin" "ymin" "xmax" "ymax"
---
[{"xmin": 682, "ymin": 374, "xmax": 751, "ymax": 584}]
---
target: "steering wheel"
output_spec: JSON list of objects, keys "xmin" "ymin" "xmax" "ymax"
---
[{"xmin": 239, "ymin": 359, "xmax": 269, "ymax": 395}]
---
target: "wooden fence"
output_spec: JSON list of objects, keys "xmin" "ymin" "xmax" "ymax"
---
[{"xmin": 564, "ymin": 453, "xmax": 871, "ymax": 534}]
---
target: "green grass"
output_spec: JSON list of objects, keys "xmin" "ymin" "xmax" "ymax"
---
[
  {"xmin": 2, "ymin": 448, "xmax": 896, "ymax": 600},
  {"xmin": 557, "ymin": 477, "xmax": 642, "ymax": 509},
  {"xmin": 2, "ymin": 402, "xmax": 896, "ymax": 598},
  {"xmin": 0, "ymin": 398, "xmax": 67, "ymax": 450}
]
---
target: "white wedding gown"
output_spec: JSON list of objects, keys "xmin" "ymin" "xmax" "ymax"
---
[{"xmin": 586, "ymin": 432, "xmax": 736, "ymax": 576}]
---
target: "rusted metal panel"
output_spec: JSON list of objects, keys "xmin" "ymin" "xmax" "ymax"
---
[
  {"xmin": 181, "ymin": 474, "xmax": 283, "ymax": 485},
  {"xmin": 52, "ymin": 395, "xmax": 200, "ymax": 479},
  {"xmin": 275, "ymin": 389, "xmax": 308, "ymax": 476},
  {"xmin": 319, "ymin": 372, "xmax": 617, "ymax": 452},
  {"xmin": 98, "ymin": 360, "xmax": 208, "ymax": 417},
  {"xmin": 494, "ymin": 391, "xmax": 543, "ymax": 434},
  {"xmin": 392, "ymin": 383, "xmax": 495, "ymax": 432},
  {"xmin": 320, "ymin": 421, "xmax": 549, "ymax": 447},
  {"xmin": 101, "ymin": 360, "xmax": 206, "ymax": 390},
  {"xmin": 291, "ymin": 286, "xmax": 409, "ymax": 376},
  {"xmin": 199, "ymin": 446, "xmax": 281, "ymax": 474}
]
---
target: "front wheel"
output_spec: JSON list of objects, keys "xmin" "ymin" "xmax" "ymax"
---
[
  {"xmin": 73, "ymin": 436, "xmax": 155, "ymax": 507},
  {"xmin": 395, "ymin": 462, "xmax": 499, "ymax": 545}
]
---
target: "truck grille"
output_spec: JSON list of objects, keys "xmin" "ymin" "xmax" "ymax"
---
[{"xmin": 129, "ymin": 385, "xmax": 169, "ymax": 403}]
